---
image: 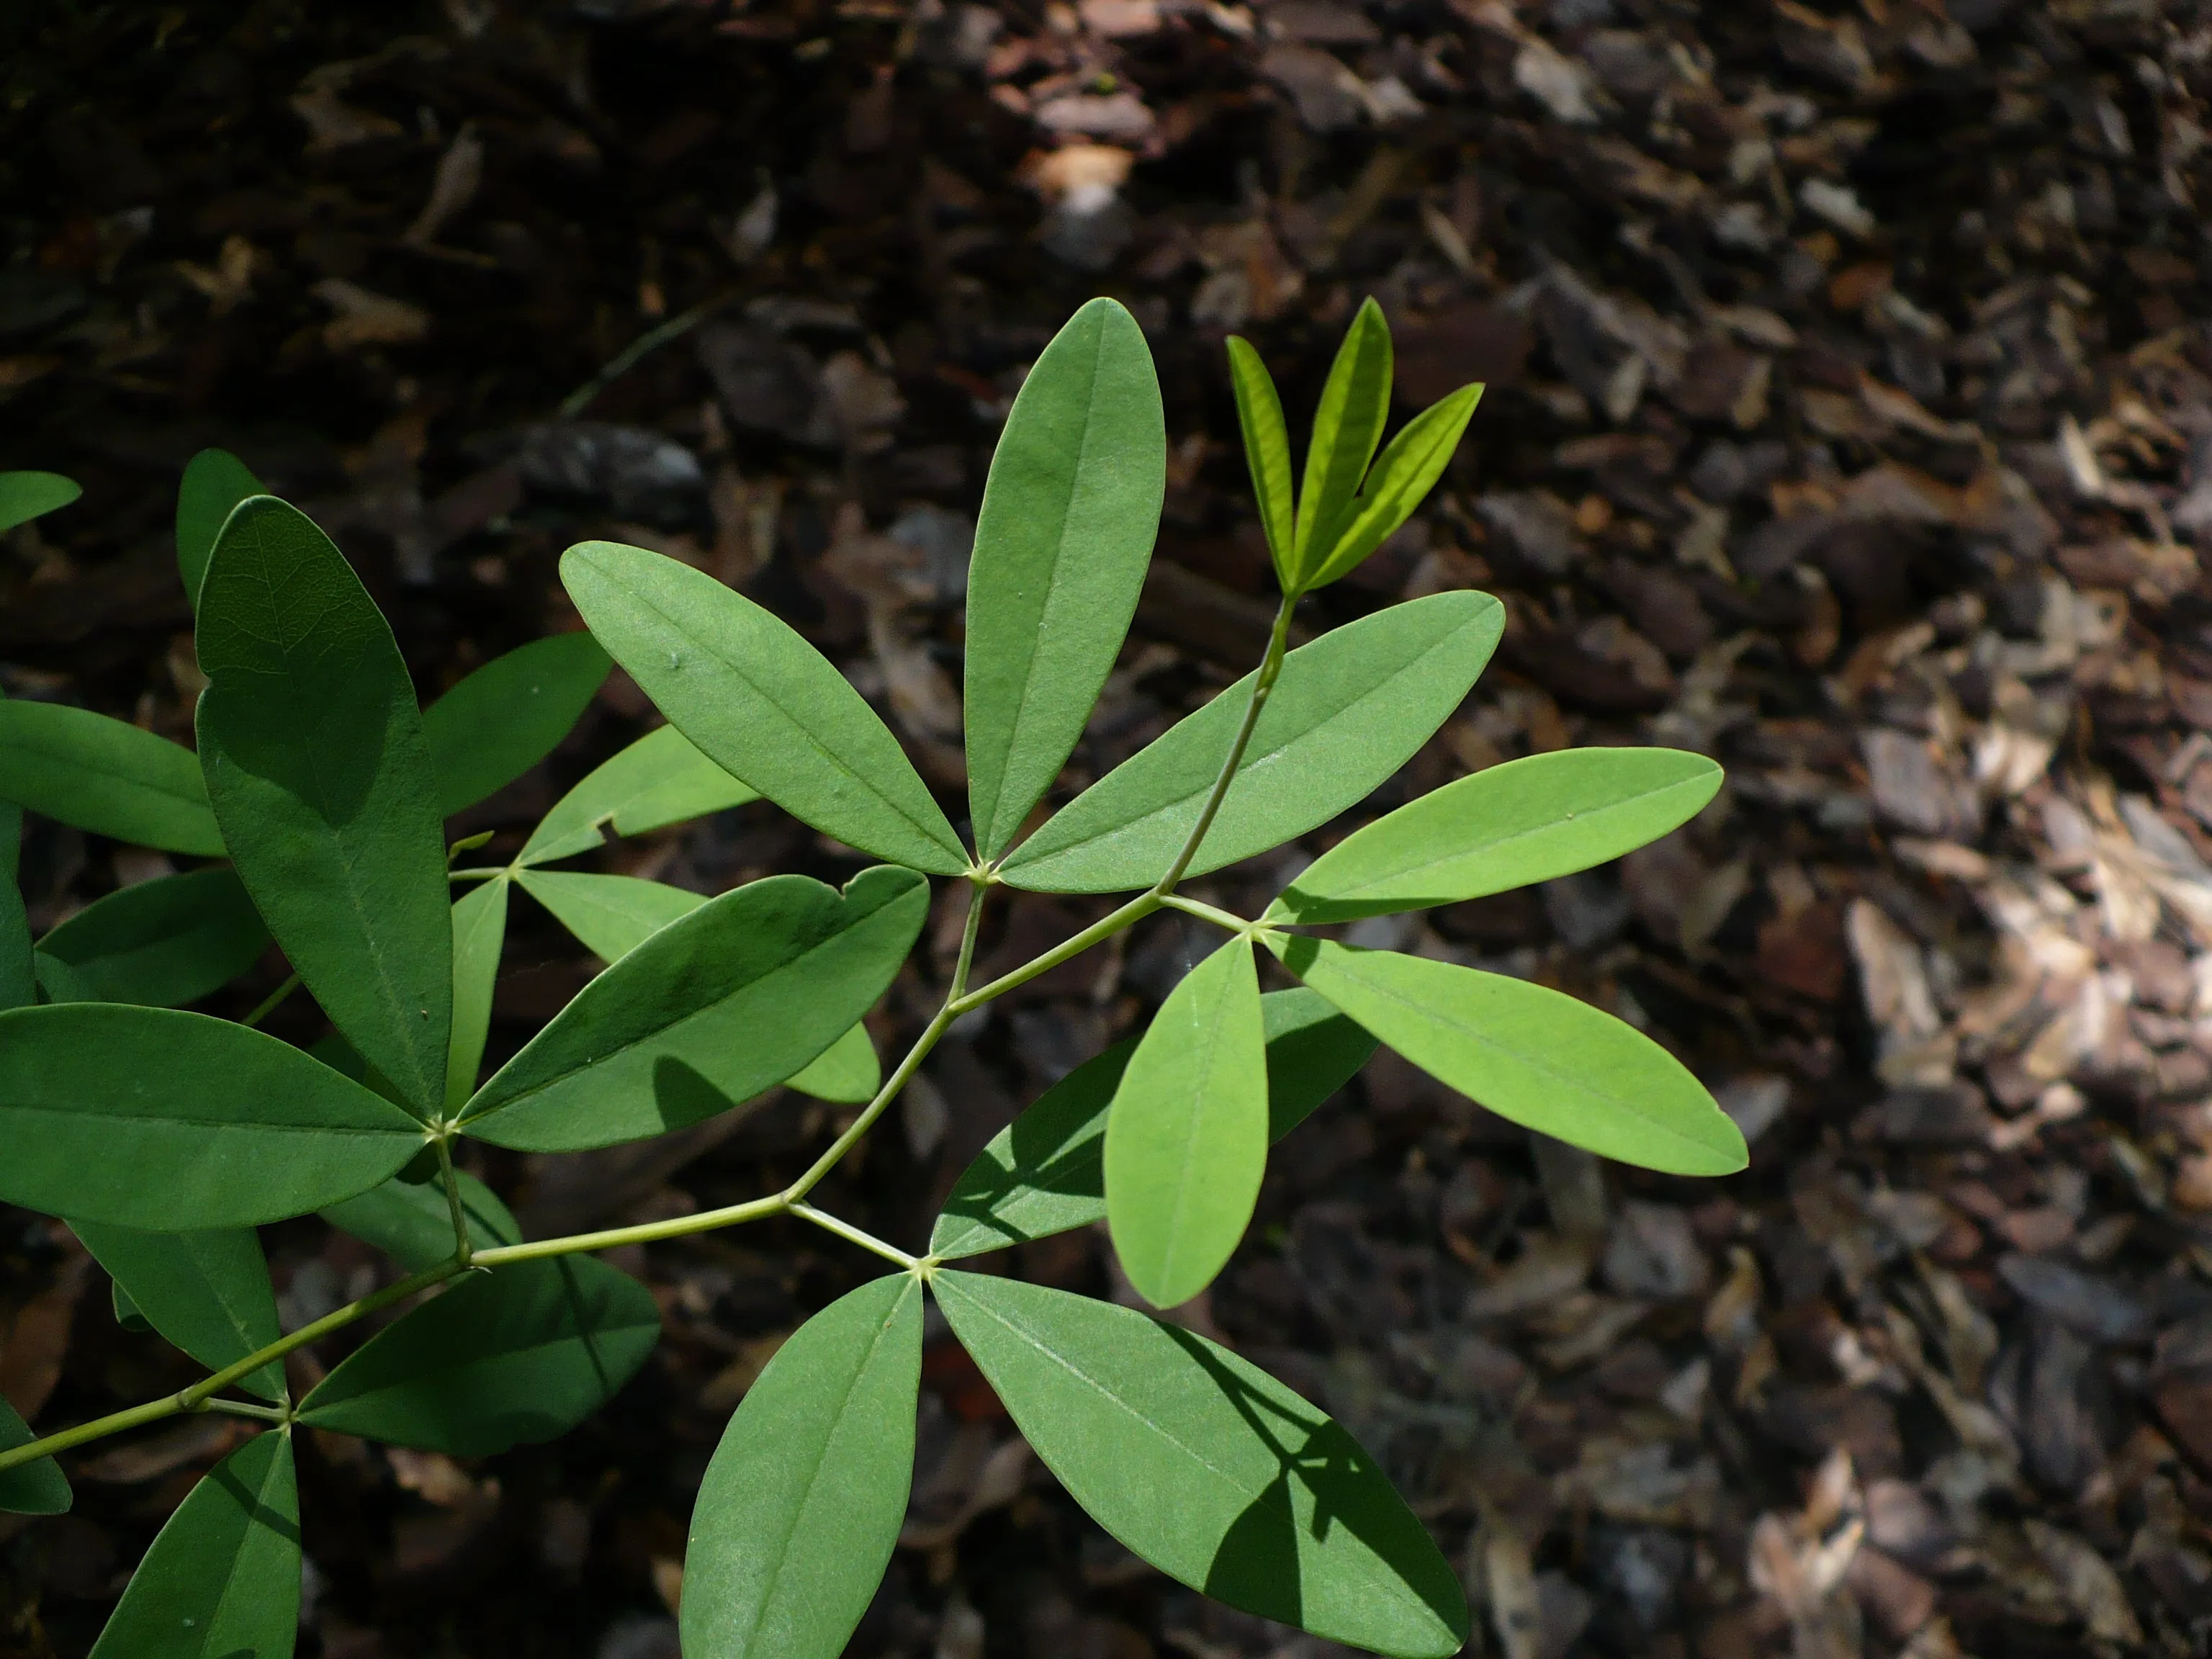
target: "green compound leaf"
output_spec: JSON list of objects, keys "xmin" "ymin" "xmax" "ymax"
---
[
  {"xmin": 930, "ymin": 989, "xmax": 1371, "ymax": 1261},
  {"xmin": 297, "ymin": 1256, "xmax": 660, "ymax": 1455},
  {"xmin": 1105, "ymin": 938, "xmax": 1267, "ymax": 1310},
  {"xmin": 564, "ymin": 541, "xmax": 966, "ymax": 874},
  {"xmin": 1272, "ymin": 938, "xmax": 1748, "ymax": 1177},
  {"xmin": 1290, "ymin": 297, "xmax": 1393, "ymax": 587},
  {"xmin": 1269, "ymin": 747, "xmax": 1724, "ymax": 925},
  {"xmin": 1226, "ymin": 337, "xmax": 1296, "ymax": 589},
  {"xmin": 1002, "ymin": 591, "xmax": 1503, "ymax": 893},
  {"xmin": 516, "ymin": 868, "xmax": 703, "ymax": 963},
  {"xmin": 0, "ymin": 1004, "xmax": 424, "ymax": 1230},
  {"xmin": 445, "ymin": 875, "xmax": 509, "ymax": 1113},
  {"xmin": 1304, "ymin": 383, "xmax": 1483, "ymax": 592},
  {"xmin": 0, "ymin": 701, "xmax": 224, "ymax": 856},
  {"xmin": 421, "ymin": 632, "xmax": 612, "ymax": 817},
  {"xmin": 0, "ymin": 470, "xmax": 81, "ymax": 534},
  {"xmin": 321, "ymin": 1167, "xmax": 520, "ymax": 1274},
  {"xmin": 965, "ymin": 297, "xmax": 1164, "ymax": 860},
  {"xmin": 37, "ymin": 869, "xmax": 270, "ymax": 1007},
  {"xmin": 86, "ymin": 1430, "xmax": 297, "ymax": 1659},
  {"xmin": 518, "ymin": 724, "xmax": 760, "ymax": 868},
  {"xmin": 0, "ymin": 1395, "xmax": 68, "ymax": 1516},
  {"xmin": 175, "ymin": 449, "xmax": 264, "ymax": 607},
  {"xmin": 934, "ymin": 1273, "xmax": 1467, "ymax": 1658},
  {"xmin": 197, "ymin": 496, "xmax": 453, "ymax": 1118},
  {"xmin": 683, "ymin": 1274, "xmax": 920, "ymax": 1659},
  {"xmin": 70, "ymin": 1222, "xmax": 284, "ymax": 1402},
  {"xmin": 460, "ymin": 867, "xmax": 927, "ymax": 1151}
]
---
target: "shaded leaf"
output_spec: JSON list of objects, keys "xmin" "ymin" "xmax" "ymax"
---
[
  {"xmin": 683, "ymin": 1275, "xmax": 921, "ymax": 1659},
  {"xmin": 0, "ymin": 1004, "xmax": 423, "ymax": 1228},
  {"xmin": 197, "ymin": 496, "xmax": 453, "ymax": 1117},
  {"xmin": 0, "ymin": 701, "xmax": 224, "ymax": 856},
  {"xmin": 516, "ymin": 868, "xmax": 702, "ymax": 963},
  {"xmin": 174, "ymin": 449, "xmax": 263, "ymax": 607},
  {"xmin": 1, "ymin": 837, "xmax": 30, "ymax": 1015},
  {"xmin": 1290, "ymin": 297, "xmax": 1392, "ymax": 585},
  {"xmin": 71, "ymin": 1222, "xmax": 284, "ymax": 1401},
  {"xmin": 1001, "ymin": 593, "xmax": 1503, "ymax": 892},
  {"xmin": 965, "ymin": 297, "xmax": 1164, "ymax": 860},
  {"xmin": 1262, "ymin": 985, "xmax": 1377, "ymax": 1139},
  {"xmin": 321, "ymin": 1168, "xmax": 520, "ymax": 1274},
  {"xmin": 461, "ymin": 867, "xmax": 927, "ymax": 1151},
  {"xmin": 37, "ymin": 869, "xmax": 270, "ymax": 1007},
  {"xmin": 935, "ymin": 1272, "xmax": 1467, "ymax": 1658},
  {"xmin": 0, "ymin": 469, "xmax": 81, "ymax": 534},
  {"xmin": 518, "ymin": 724, "xmax": 759, "ymax": 868},
  {"xmin": 563, "ymin": 541, "xmax": 967, "ymax": 873},
  {"xmin": 1271, "ymin": 938, "xmax": 1747, "ymax": 1176},
  {"xmin": 297, "ymin": 1256, "xmax": 660, "ymax": 1455},
  {"xmin": 1305, "ymin": 383, "xmax": 1483, "ymax": 590},
  {"xmin": 446, "ymin": 875, "xmax": 509, "ymax": 1113},
  {"xmin": 1267, "ymin": 747, "xmax": 1723, "ymax": 925},
  {"xmin": 32, "ymin": 951, "xmax": 96, "ymax": 1004},
  {"xmin": 1226, "ymin": 336, "xmax": 1297, "ymax": 588},
  {"xmin": 86, "ymin": 1431, "xmax": 297, "ymax": 1659},
  {"xmin": 421, "ymin": 632, "xmax": 611, "ymax": 817},
  {"xmin": 0, "ymin": 1395, "xmax": 68, "ymax": 1516}
]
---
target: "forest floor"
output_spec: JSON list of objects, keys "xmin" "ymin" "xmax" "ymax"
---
[{"xmin": 5, "ymin": 1, "xmax": 2212, "ymax": 1656}]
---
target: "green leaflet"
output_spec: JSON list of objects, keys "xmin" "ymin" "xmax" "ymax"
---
[
  {"xmin": 296, "ymin": 1256, "xmax": 660, "ymax": 1455},
  {"xmin": 1268, "ymin": 747, "xmax": 1724, "ymax": 925},
  {"xmin": 1303, "ymin": 383, "xmax": 1483, "ymax": 591},
  {"xmin": 1001, "ymin": 592, "xmax": 1503, "ymax": 892},
  {"xmin": 518, "ymin": 724, "xmax": 760, "ymax": 868},
  {"xmin": 1226, "ymin": 336, "xmax": 1296, "ymax": 589},
  {"xmin": 446, "ymin": 875, "xmax": 510, "ymax": 1113},
  {"xmin": 421, "ymin": 632, "xmax": 611, "ymax": 817},
  {"xmin": 1, "ymin": 838, "xmax": 30, "ymax": 1015},
  {"xmin": 1272, "ymin": 938, "xmax": 1748, "ymax": 1176},
  {"xmin": 37, "ymin": 869, "xmax": 270, "ymax": 1007},
  {"xmin": 929, "ymin": 989, "xmax": 1372, "ymax": 1261},
  {"xmin": 70, "ymin": 1222, "xmax": 284, "ymax": 1401},
  {"xmin": 964, "ymin": 297, "xmax": 1164, "ymax": 860},
  {"xmin": 32, "ymin": 952, "xmax": 95, "ymax": 1004},
  {"xmin": 460, "ymin": 868, "xmax": 927, "ymax": 1151},
  {"xmin": 563, "ymin": 541, "xmax": 968, "ymax": 874},
  {"xmin": 113, "ymin": 1280, "xmax": 152, "ymax": 1332},
  {"xmin": 0, "ymin": 1395, "xmax": 68, "ymax": 1516},
  {"xmin": 934, "ymin": 1273, "xmax": 1467, "ymax": 1658},
  {"xmin": 786, "ymin": 1020, "xmax": 878, "ymax": 1103},
  {"xmin": 0, "ymin": 469, "xmax": 81, "ymax": 534},
  {"xmin": 321, "ymin": 1167, "xmax": 521, "ymax": 1273},
  {"xmin": 0, "ymin": 701, "xmax": 225, "ymax": 856},
  {"xmin": 175, "ymin": 449, "xmax": 264, "ymax": 607},
  {"xmin": 682, "ymin": 1275, "xmax": 920, "ymax": 1659},
  {"xmin": 1104, "ymin": 938, "xmax": 1267, "ymax": 1309},
  {"xmin": 0, "ymin": 1004, "xmax": 424, "ymax": 1229},
  {"xmin": 516, "ymin": 868, "xmax": 703, "ymax": 963},
  {"xmin": 87, "ymin": 1431, "xmax": 297, "ymax": 1659},
  {"xmin": 1289, "ymin": 297, "xmax": 1392, "ymax": 586},
  {"xmin": 197, "ymin": 497, "xmax": 453, "ymax": 1118}
]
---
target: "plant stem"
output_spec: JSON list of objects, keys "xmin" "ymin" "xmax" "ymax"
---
[
  {"xmin": 435, "ymin": 1138, "xmax": 472, "ymax": 1267},
  {"xmin": 1159, "ymin": 893, "xmax": 1258, "ymax": 935},
  {"xmin": 240, "ymin": 974, "xmax": 301, "ymax": 1030},
  {"xmin": 201, "ymin": 1399, "xmax": 289, "ymax": 1424},
  {"xmin": 950, "ymin": 889, "xmax": 1159, "ymax": 1013},
  {"xmin": 1158, "ymin": 594, "xmax": 1295, "ymax": 891},
  {"xmin": 790, "ymin": 1202, "xmax": 917, "ymax": 1269},
  {"xmin": 950, "ymin": 874, "xmax": 988, "ymax": 999},
  {"xmin": 469, "ymin": 1192, "xmax": 791, "ymax": 1268}
]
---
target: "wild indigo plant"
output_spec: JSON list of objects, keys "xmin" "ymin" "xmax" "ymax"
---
[{"xmin": 0, "ymin": 296, "xmax": 1743, "ymax": 1659}]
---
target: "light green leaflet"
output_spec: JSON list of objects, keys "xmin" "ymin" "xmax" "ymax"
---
[
  {"xmin": 71, "ymin": 1222, "xmax": 284, "ymax": 1401},
  {"xmin": 1290, "ymin": 296, "xmax": 1392, "ymax": 586},
  {"xmin": 0, "ymin": 1395, "xmax": 68, "ymax": 1516},
  {"xmin": 197, "ymin": 497, "xmax": 453, "ymax": 1118},
  {"xmin": 1268, "ymin": 747, "xmax": 1723, "ymax": 925},
  {"xmin": 964, "ymin": 297, "xmax": 1164, "ymax": 860},
  {"xmin": 564, "ymin": 541, "xmax": 967, "ymax": 874},
  {"xmin": 37, "ymin": 869, "xmax": 269, "ymax": 1007},
  {"xmin": 520, "ymin": 723, "xmax": 760, "ymax": 867},
  {"xmin": 421, "ymin": 632, "xmax": 612, "ymax": 817},
  {"xmin": 0, "ymin": 1004, "xmax": 424, "ymax": 1230},
  {"xmin": 1303, "ymin": 383, "xmax": 1483, "ymax": 591},
  {"xmin": 297, "ymin": 1256, "xmax": 660, "ymax": 1455},
  {"xmin": 0, "ymin": 469, "xmax": 81, "ymax": 534},
  {"xmin": 1002, "ymin": 591, "xmax": 1503, "ymax": 892},
  {"xmin": 1226, "ymin": 337, "xmax": 1295, "ymax": 588},
  {"xmin": 1272, "ymin": 938, "xmax": 1748, "ymax": 1176},
  {"xmin": 86, "ymin": 1431, "xmax": 297, "ymax": 1659},
  {"xmin": 516, "ymin": 868, "xmax": 703, "ymax": 963},
  {"xmin": 786, "ymin": 1021, "xmax": 879, "ymax": 1103},
  {"xmin": 321, "ymin": 1167, "xmax": 521, "ymax": 1273},
  {"xmin": 446, "ymin": 876, "xmax": 510, "ymax": 1112},
  {"xmin": 175, "ymin": 448, "xmax": 263, "ymax": 607},
  {"xmin": 1105, "ymin": 938, "xmax": 1267, "ymax": 1309},
  {"xmin": 935, "ymin": 1274, "xmax": 1467, "ymax": 1658},
  {"xmin": 460, "ymin": 868, "xmax": 927, "ymax": 1151},
  {"xmin": 683, "ymin": 1275, "xmax": 921, "ymax": 1659},
  {"xmin": 930, "ymin": 989, "xmax": 1372, "ymax": 1261},
  {"xmin": 0, "ymin": 701, "xmax": 225, "ymax": 856}
]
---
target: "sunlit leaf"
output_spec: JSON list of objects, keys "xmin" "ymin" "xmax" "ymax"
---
[
  {"xmin": 71, "ymin": 1222, "xmax": 284, "ymax": 1401},
  {"xmin": 1226, "ymin": 337, "xmax": 1296, "ymax": 589},
  {"xmin": 174, "ymin": 449, "xmax": 263, "ymax": 606},
  {"xmin": 518, "ymin": 724, "xmax": 759, "ymax": 868},
  {"xmin": 0, "ymin": 701, "xmax": 224, "ymax": 856},
  {"xmin": 421, "ymin": 633, "xmax": 611, "ymax": 817},
  {"xmin": 784, "ymin": 1019, "xmax": 878, "ymax": 1103},
  {"xmin": 320, "ymin": 1167, "xmax": 519, "ymax": 1273},
  {"xmin": 37, "ymin": 869, "xmax": 269, "ymax": 1007},
  {"xmin": 516, "ymin": 868, "xmax": 702, "ymax": 963},
  {"xmin": 1289, "ymin": 297, "xmax": 1391, "ymax": 587},
  {"xmin": 1303, "ymin": 382, "xmax": 1483, "ymax": 591}
]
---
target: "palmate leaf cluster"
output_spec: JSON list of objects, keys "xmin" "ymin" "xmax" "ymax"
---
[{"xmin": 0, "ymin": 298, "xmax": 1744, "ymax": 1659}]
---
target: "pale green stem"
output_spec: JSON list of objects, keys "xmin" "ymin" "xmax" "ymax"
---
[
  {"xmin": 790, "ymin": 1202, "xmax": 918, "ymax": 1269},
  {"xmin": 1159, "ymin": 893, "xmax": 1259, "ymax": 935},
  {"xmin": 435, "ymin": 1138, "xmax": 472, "ymax": 1267},
  {"xmin": 240, "ymin": 974, "xmax": 300, "ymax": 1030},
  {"xmin": 201, "ymin": 1399, "xmax": 289, "ymax": 1424},
  {"xmin": 469, "ymin": 1192, "xmax": 791, "ymax": 1269}
]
